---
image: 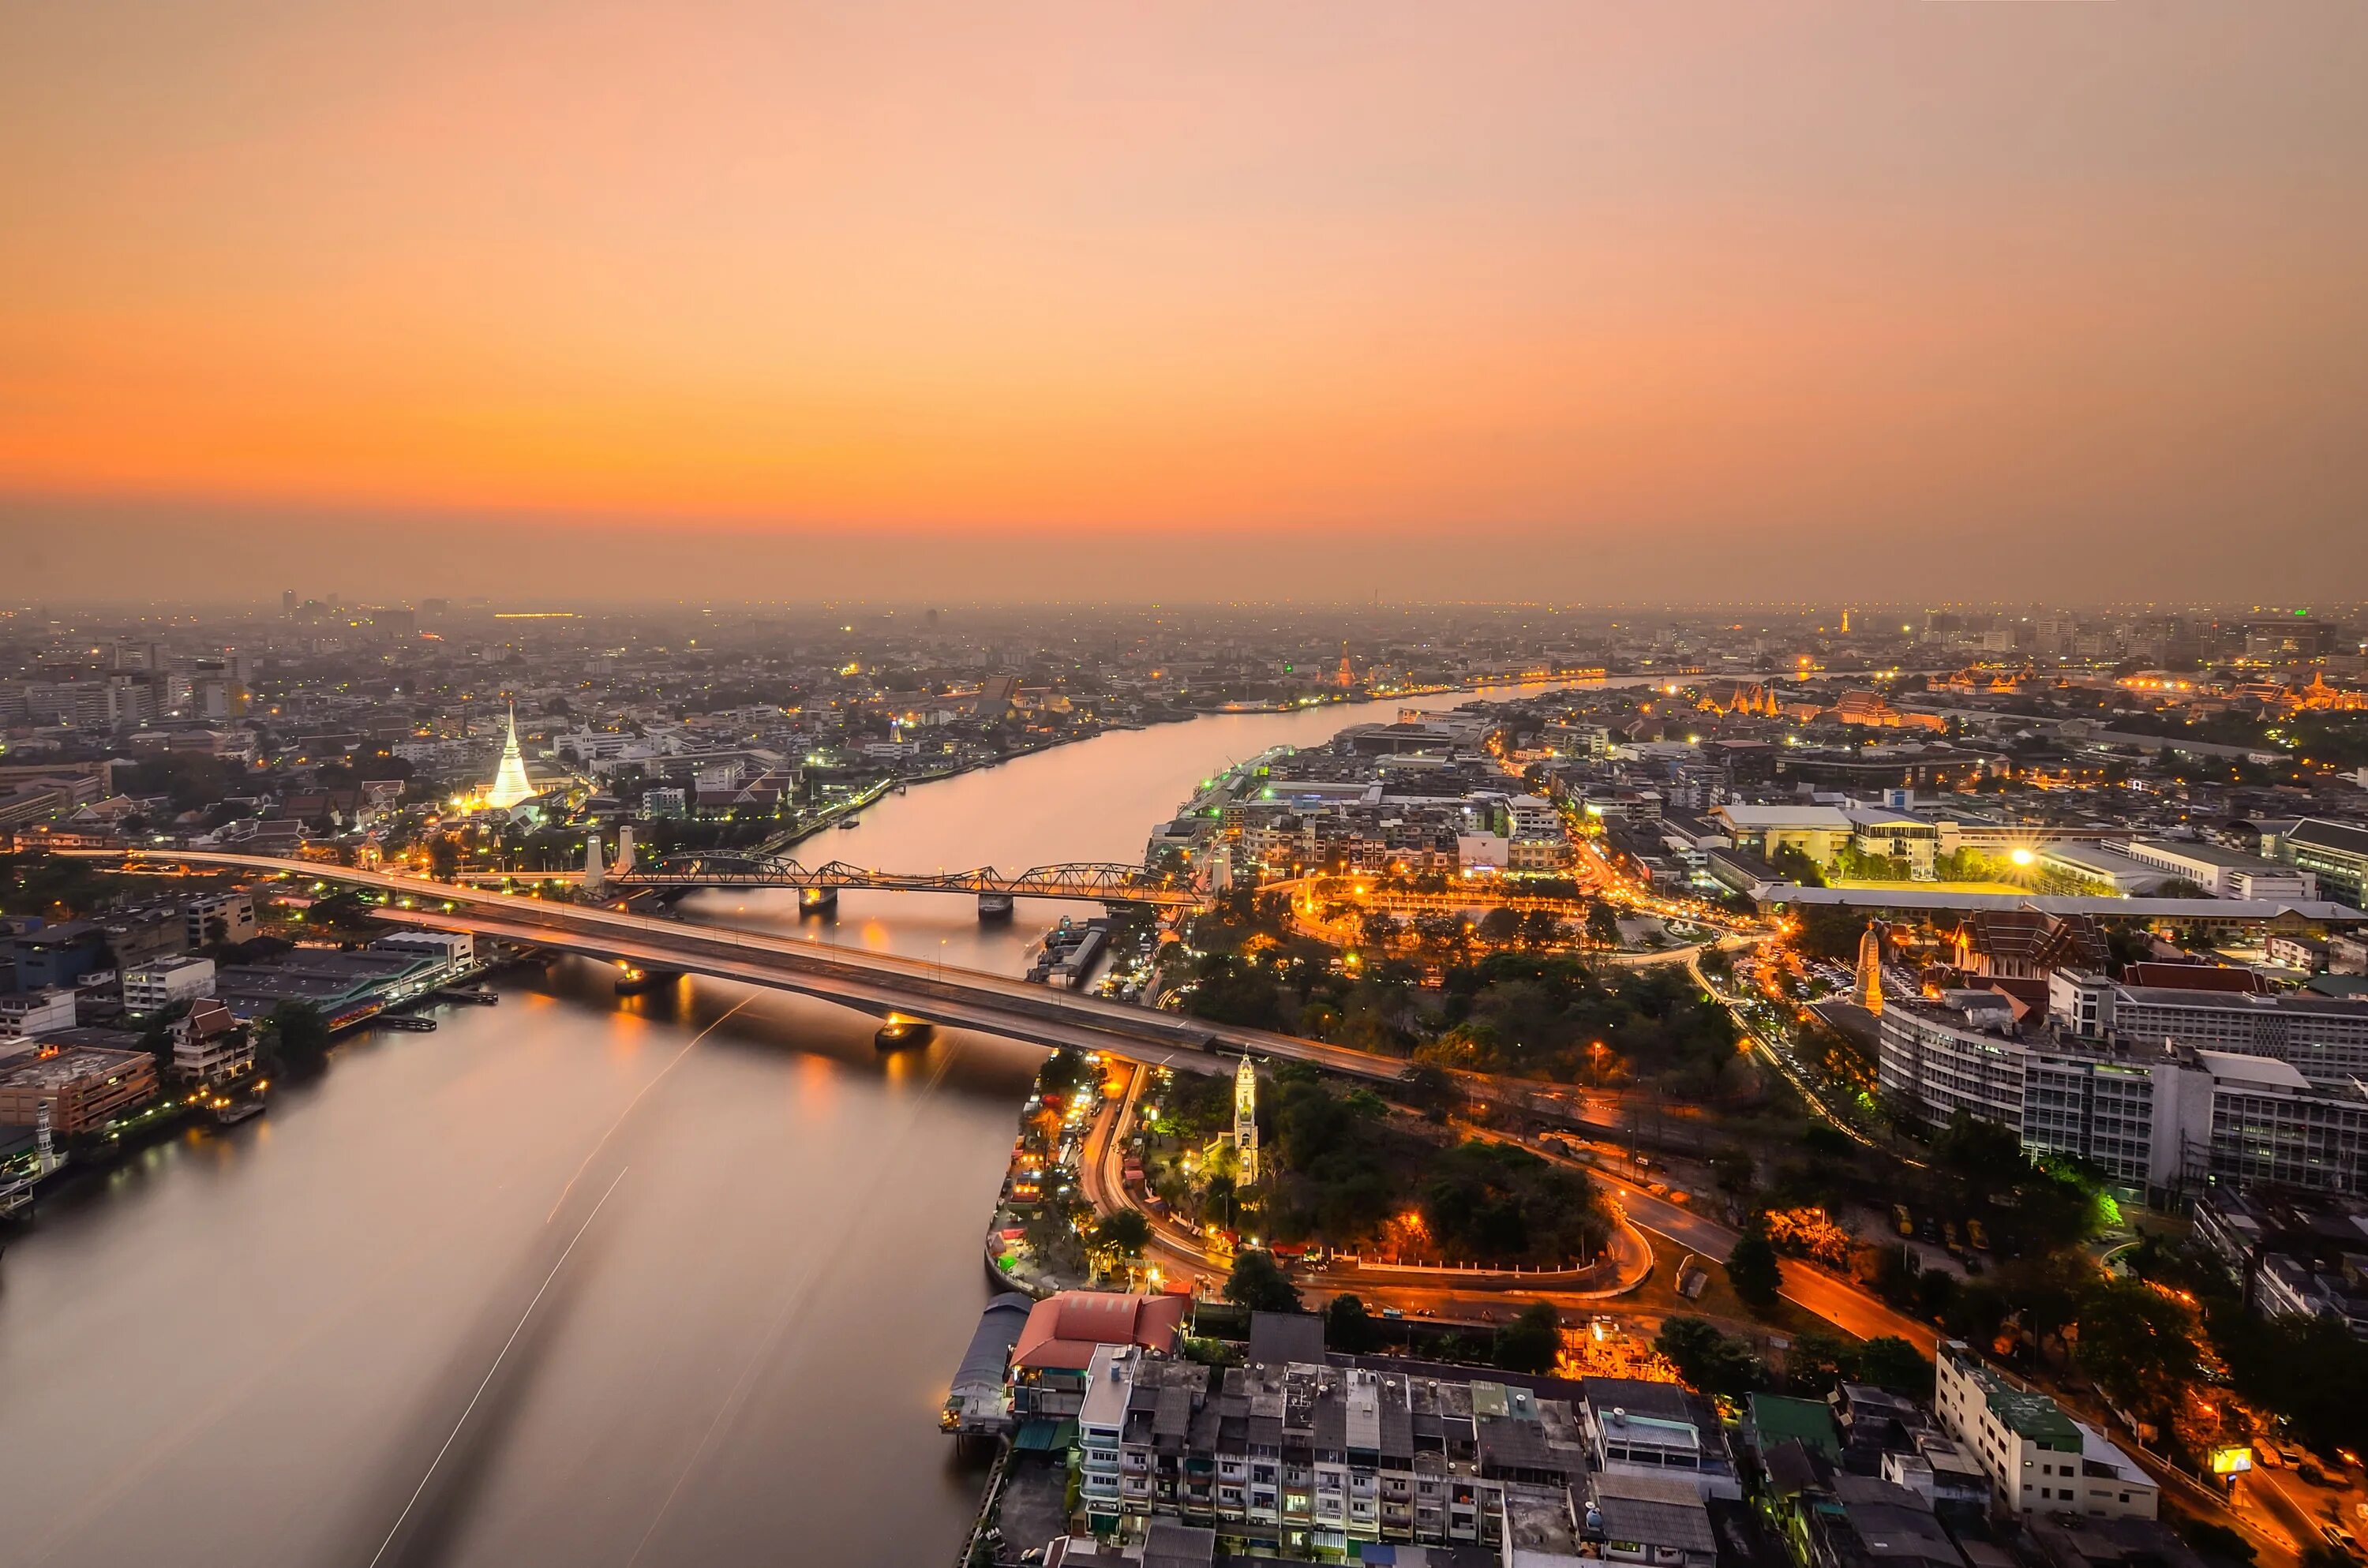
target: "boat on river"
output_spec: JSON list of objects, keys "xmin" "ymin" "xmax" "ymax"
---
[{"xmin": 875, "ymin": 1016, "xmax": 935, "ymax": 1050}]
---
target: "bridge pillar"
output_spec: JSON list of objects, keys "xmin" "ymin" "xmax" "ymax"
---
[
  {"xmin": 583, "ymin": 833, "xmax": 606, "ymax": 896},
  {"xmin": 798, "ymin": 886, "xmax": 837, "ymax": 913},
  {"xmin": 977, "ymin": 893, "xmax": 1014, "ymax": 920},
  {"xmin": 612, "ymin": 824, "xmax": 635, "ymax": 878}
]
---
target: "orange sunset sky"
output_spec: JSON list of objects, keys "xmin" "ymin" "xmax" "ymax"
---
[{"xmin": 2, "ymin": 2, "xmax": 2364, "ymax": 601}]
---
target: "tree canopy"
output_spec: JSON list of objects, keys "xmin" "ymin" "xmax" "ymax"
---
[{"xmin": 1225, "ymin": 1250, "xmax": 1304, "ymax": 1315}]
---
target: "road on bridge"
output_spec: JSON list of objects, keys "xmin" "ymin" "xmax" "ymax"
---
[{"xmin": 84, "ymin": 851, "xmax": 1403, "ymax": 1081}]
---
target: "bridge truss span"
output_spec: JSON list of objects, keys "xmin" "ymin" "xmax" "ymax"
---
[{"xmin": 617, "ymin": 854, "xmax": 1197, "ymax": 906}]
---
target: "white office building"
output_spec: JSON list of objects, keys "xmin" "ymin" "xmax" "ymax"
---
[
  {"xmin": 1880, "ymin": 992, "xmax": 2368, "ymax": 1198},
  {"xmin": 0, "ymin": 988, "xmax": 78, "ymax": 1042},
  {"xmin": 2116, "ymin": 839, "xmax": 2316, "ymax": 901},
  {"xmin": 2051, "ymin": 972, "xmax": 2368, "ymax": 1087},
  {"xmin": 1935, "ymin": 1342, "xmax": 2156, "ymax": 1521},
  {"xmin": 122, "ymin": 955, "xmax": 216, "ymax": 1015}
]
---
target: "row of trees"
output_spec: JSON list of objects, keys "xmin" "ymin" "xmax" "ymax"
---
[
  {"xmin": 1654, "ymin": 1315, "xmax": 1929, "ymax": 1402},
  {"xmin": 1420, "ymin": 956, "xmax": 1744, "ymax": 1097},
  {"xmin": 1151, "ymin": 1062, "xmax": 1611, "ymax": 1267},
  {"xmin": 1220, "ymin": 1262, "xmax": 1568, "ymax": 1377}
]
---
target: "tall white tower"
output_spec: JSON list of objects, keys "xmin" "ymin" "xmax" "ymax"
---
[
  {"xmin": 487, "ymin": 703, "xmax": 535, "ymax": 809},
  {"xmin": 1234, "ymin": 1054, "xmax": 1259, "ymax": 1187}
]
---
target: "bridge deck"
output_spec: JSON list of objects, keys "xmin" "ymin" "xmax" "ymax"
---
[
  {"xmin": 78, "ymin": 851, "xmax": 1375, "ymax": 1078},
  {"xmin": 466, "ymin": 856, "xmax": 1198, "ymax": 906}
]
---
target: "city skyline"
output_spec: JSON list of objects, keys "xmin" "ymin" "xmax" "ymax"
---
[{"xmin": 6, "ymin": 2, "xmax": 2368, "ymax": 601}]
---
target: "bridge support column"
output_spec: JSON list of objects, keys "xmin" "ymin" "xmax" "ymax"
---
[{"xmin": 798, "ymin": 886, "xmax": 837, "ymax": 913}]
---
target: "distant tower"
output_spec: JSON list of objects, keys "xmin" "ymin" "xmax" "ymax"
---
[
  {"xmin": 1234, "ymin": 1054, "xmax": 1259, "ymax": 1187},
  {"xmin": 613, "ymin": 824, "xmax": 636, "ymax": 878},
  {"xmin": 36, "ymin": 1101, "xmax": 54, "ymax": 1173},
  {"xmin": 1840, "ymin": 608, "xmax": 1851, "ymax": 634},
  {"xmin": 1336, "ymin": 642, "xmax": 1354, "ymax": 689},
  {"xmin": 487, "ymin": 703, "xmax": 535, "ymax": 809},
  {"xmin": 1857, "ymin": 921, "xmax": 1886, "ymax": 1017}
]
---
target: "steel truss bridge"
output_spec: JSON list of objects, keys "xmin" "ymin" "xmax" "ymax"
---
[{"xmin": 613, "ymin": 855, "xmax": 1199, "ymax": 906}]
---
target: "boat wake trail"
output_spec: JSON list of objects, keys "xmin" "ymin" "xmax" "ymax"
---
[{"xmin": 367, "ymin": 1167, "xmax": 630, "ymax": 1568}]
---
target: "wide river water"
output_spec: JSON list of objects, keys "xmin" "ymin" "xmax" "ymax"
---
[{"xmin": 0, "ymin": 683, "xmax": 1587, "ymax": 1568}]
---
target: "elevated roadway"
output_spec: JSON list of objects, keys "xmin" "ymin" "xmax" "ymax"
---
[
  {"xmin": 467, "ymin": 856, "xmax": 1198, "ymax": 907},
  {"xmin": 80, "ymin": 851, "xmax": 1388, "ymax": 1081},
  {"xmin": 80, "ymin": 851, "xmax": 1939, "ymax": 1362}
]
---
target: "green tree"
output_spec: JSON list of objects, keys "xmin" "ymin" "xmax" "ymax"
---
[
  {"xmin": 1710, "ymin": 1148, "xmax": 1756, "ymax": 1199},
  {"xmin": 1519, "ymin": 908, "xmax": 1564, "ymax": 947},
  {"xmin": 260, "ymin": 1001, "xmax": 332, "ymax": 1076},
  {"xmin": 1396, "ymin": 1063, "xmax": 1458, "ymax": 1119},
  {"xmin": 1225, "ymin": 1250, "xmax": 1304, "ymax": 1315},
  {"xmin": 1586, "ymin": 901, "xmax": 1624, "ymax": 948},
  {"xmin": 1037, "ymin": 1046, "xmax": 1091, "ymax": 1097},
  {"xmin": 1725, "ymin": 1221, "xmax": 1785, "ymax": 1312},
  {"xmin": 1092, "ymin": 1210, "xmax": 1151, "ymax": 1259},
  {"xmin": 1654, "ymin": 1316, "xmax": 1767, "ymax": 1399},
  {"xmin": 1479, "ymin": 907, "xmax": 1522, "ymax": 945},
  {"xmin": 1783, "ymin": 1329, "xmax": 1854, "ymax": 1398},
  {"xmin": 2076, "ymin": 1278, "xmax": 2201, "ymax": 1420},
  {"xmin": 1855, "ymin": 1337, "xmax": 1933, "ymax": 1394},
  {"xmin": 1496, "ymin": 1302, "xmax": 1564, "ymax": 1375},
  {"xmin": 1325, "ymin": 1293, "xmax": 1377, "ymax": 1353}
]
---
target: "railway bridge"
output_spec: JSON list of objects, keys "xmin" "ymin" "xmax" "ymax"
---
[{"xmin": 462, "ymin": 853, "xmax": 1198, "ymax": 915}]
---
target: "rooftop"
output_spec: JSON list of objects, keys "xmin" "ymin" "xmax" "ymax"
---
[
  {"xmin": 0, "ymin": 1044, "xmax": 149, "ymax": 1090},
  {"xmin": 1011, "ymin": 1290, "xmax": 1189, "ymax": 1373}
]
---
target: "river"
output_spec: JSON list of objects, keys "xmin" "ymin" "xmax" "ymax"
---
[{"xmin": 0, "ymin": 683, "xmax": 1583, "ymax": 1568}]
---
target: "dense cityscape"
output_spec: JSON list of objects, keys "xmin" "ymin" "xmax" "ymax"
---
[
  {"xmin": 8, "ymin": 1, "xmax": 2366, "ymax": 1562},
  {"xmin": 4, "ymin": 597, "xmax": 2368, "ymax": 1568}
]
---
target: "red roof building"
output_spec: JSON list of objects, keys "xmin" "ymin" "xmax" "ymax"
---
[{"xmin": 1011, "ymin": 1290, "xmax": 1189, "ymax": 1374}]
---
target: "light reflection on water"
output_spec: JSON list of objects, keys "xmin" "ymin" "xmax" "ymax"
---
[{"xmin": 0, "ymin": 682, "xmax": 1579, "ymax": 1567}]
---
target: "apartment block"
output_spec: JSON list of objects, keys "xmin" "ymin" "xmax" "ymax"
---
[
  {"xmin": 1934, "ymin": 1343, "xmax": 2155, "ymax": 1521},
  {"xmin": 122, "ymin": 955, "xmax": 217, "ymax": 1015}
]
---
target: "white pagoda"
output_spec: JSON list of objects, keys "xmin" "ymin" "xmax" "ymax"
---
[{"xmin": 486, "ymin": 704, "xmax": 536, "ymax": 809}]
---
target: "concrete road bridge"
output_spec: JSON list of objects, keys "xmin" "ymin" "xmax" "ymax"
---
[
  {"xmin": 78, "ymin": 851, "xmax": 1372, "ymax": 1080},
  {"xmin": 458, "ymin": 854, "xmax": 1198, "ymax": 911}
]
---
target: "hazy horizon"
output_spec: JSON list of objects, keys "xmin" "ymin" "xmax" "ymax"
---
[{"xmin": 6, "ymin": 2, "xmax": 2366, "ymax": 601}]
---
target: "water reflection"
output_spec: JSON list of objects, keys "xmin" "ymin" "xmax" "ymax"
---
[{"xmin": 0, "ymin": 682, "xmax": 1576, "ymax": 1567}]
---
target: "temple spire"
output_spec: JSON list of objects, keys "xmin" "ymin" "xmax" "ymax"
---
[{"xmin": 487, "ymin": 702, "xmax": 535, "ymax": 808}]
